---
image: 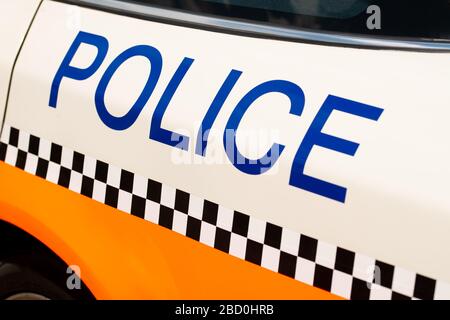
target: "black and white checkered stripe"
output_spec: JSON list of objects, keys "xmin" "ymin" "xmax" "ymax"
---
[{"xmin": 1, "ymin": 125, "xmax": 449, "ymax": 300}]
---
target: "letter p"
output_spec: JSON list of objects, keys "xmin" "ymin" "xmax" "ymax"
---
[{"xmin": 49, "ymin": 31, "xmax": 109, "ymax": 108}]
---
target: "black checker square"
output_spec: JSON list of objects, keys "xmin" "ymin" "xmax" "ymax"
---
[
  {"xmin": 278, "ymin": 252, "xmax": 297, "ymax": 278},
  {"xmin": 159, "ymin": 205, "xmax": 174, "ymax": 230},
  {"xmin": 298, "ymin": 235, "xmax": 317, "ymax": 261},
  {"xmin": 264, "ymin": 222, "xmax": 282, "ymax": 249},
  {"xmin": 147, "ymin": 178, "xmax": 162, "ymax": 203},
  {"xmin": 174, "ymin": 189, "xmax": 190, "ymax": 214},
  {"xmin": 232, "ymin": 211, "xmax": 249, "ymax": 237},
  {"xmin": 245, "ymin": 239, "xmax": 263, "ymax": 265},
  {"xmin": 186, "ymin": 216, "xmax": 202, "ymax": 241},
  {"xmin": 335, "ymin": 247, "xmax": 355, "ymax": 275},
  {"xmin": 202, "ymin": 200, "xmax": 218, "ymax": 225}
]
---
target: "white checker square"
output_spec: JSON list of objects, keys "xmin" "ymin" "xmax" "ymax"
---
[
  {"xmin": 132, "ymin": 174, "xmax": 147, "ymax": 198},
  {"xmin": 392, "ymin": 267, "xmax": 415, "ymax": 297},
  {"xmin": 117, "ymin": 190, "xmax": 132, "ymax": 213},
  {"xmin": 92, "ymin": 180, "xmax": 107, "ymax": 203},
  {"xmin": 216, "ymin": 206, "xmax": 234, "ymax": 231},
  {"xmin": 280, "ymin": 228, "xmax": 300, "ymax": 256},
  {"xmin": 187, "ymin": 194, "xmax": 203, "ymax": 219},
  {"xmin": 38, "ymin": 138, "xmax": 51, "ymax": 160},
  {"xmin": 199, "ymin": 221, "xmax": 216, "ymax": 247},
  {"xmin": 434, "ymin": 281, "xmax": 450, "ymax": 300},
  {"xmin": 331, "ymin": 270, "xmax": 353, "ymax": 299},
  {"xmin": 261, "ymin": 245, "xmax": 281, "ymax": 272},
  {"xmin": 295, "ymin": 257, "xmax": 315, "ymax": 286},
  {"xmin": 161, "ymin": 184, "xmax": 176, "ymax": 208},
  {"xmin": 1, "ymin": 125, "xmax": 10, "ymax": 142},
  {"xmin": 82, "ymin": 155, "xmax": 96, "ymax": 178},
  {"xmin": 353, "ymin": 253, "xmax": 375, "ymax": 282},
  {"xmin": 46, "ymin": 162, "xmax": 60, "ymax": 184},
  {"xmin": 247, "ymin": 217, "xmax": 266, "ymax": 243},
  {"xmin": 172, "ymin": 210, "xmax": 188, "ymax": 235},
  {"xmin": 24, "ymin": 153, "xmax": 38, "ymax": 175},
  {"xmin": 106, "ymin": 164, "xmax": 121, "ymax": 188},
  {"xmin": 145, "ymin": 200, "xmax": 160, "ymax": 224},
  {"xmin": 315, "ymin": 241, "xmax": 337, "ymax": 269},
  {"xmin": 228, "ymin": 233, "xmax": 247, "ymax": 260},
  {"xmin": 60, "ymin": 148, "xmax": 74, "ymax": 168},
  {"xmin": 369, "ymin": 283, "xmax": 393, "ymax": 300},
  {"xmin": 18, "ymin": 131, "xmax": 29, "ymax": 151},
  {"xmin": 69, "ymin": 171, "xmax": 83, "ymax": 193},
  {"xmin": 4, "ymin": 146, "xmax": 17, "ymax": 166}
]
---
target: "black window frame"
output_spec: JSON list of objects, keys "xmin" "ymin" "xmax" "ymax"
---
[{"xmin": 58, "ymin": 0, "xmax": 450, "ymax": 52}]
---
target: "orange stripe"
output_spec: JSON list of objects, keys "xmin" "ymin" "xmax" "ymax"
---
[{"xmin": 0, "ymin": 161, "xmax": 340, "ymax": 299}]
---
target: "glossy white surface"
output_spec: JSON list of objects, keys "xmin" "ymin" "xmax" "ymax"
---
[
  {"xmin": 0, "ymin": 0, "xmax": 41, "ymax": 128},
  {"xmin": 6, "ymin": 0, "xmax": 450, "ymax": 283}
]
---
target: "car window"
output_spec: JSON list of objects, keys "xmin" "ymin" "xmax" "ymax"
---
[{"xmin": 124, "ymin": 0, "xmax": 450, "ymax": 41}]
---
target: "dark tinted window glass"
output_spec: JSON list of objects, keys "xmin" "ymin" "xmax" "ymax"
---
[{"xmin": 128, "ymin": 0, "xmax": 450, "ymax": 41}]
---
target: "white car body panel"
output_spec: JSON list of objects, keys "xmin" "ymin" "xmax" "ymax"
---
[
  {"xmin": 3, "ymin": 0, "xmax": 450, "ymax": 291},
  {"xmin": 0, "ymin": 0, "xmax": 41, "ymax": 125}
]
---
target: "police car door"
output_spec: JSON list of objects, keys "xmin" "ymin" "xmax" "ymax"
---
[{"xmin": 3, "ymin": 0, "xmax": 450, "ymax": 300}]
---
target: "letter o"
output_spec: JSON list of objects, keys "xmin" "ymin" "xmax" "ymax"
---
[{"xmin": 95, "ymin": 45, "xmax": 162, "ymax": 130}]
